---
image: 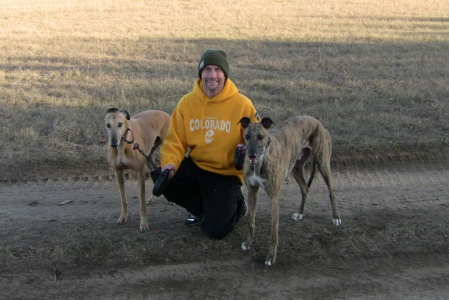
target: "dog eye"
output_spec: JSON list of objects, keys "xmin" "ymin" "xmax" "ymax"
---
[
  {"xmin": 244, "ymin": 134, "xmax": 249, "ymax": 140},
  {"xmin": 118, "ymin": 122, "xmax": 123, "ymax": 128},
  {"xmin": 258, "ymin": 134, "xmax": 264, "ymax": 140},
  {"xmin": 106, "ymin": 123, "xmax": 111, "ymax": 128}
]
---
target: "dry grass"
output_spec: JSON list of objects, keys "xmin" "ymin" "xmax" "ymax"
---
[{"xmin": 0, "ymin": 0, "xmax": 449, "ymax": 174}]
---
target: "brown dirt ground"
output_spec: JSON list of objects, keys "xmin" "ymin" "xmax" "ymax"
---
[{"xmin": 1, "ymin": 150, "xmax": 449, "ymax": 299}]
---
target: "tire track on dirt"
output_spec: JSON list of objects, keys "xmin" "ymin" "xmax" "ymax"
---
[
  {"xmin": 1, "ymin": 154, "xmax": 449, "ymax": 299},
  {"xmin": 1, "ymin": 254, "xmax": 449, "ymax": 299}
]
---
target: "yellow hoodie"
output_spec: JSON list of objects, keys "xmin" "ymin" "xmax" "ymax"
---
[{"xmin": 161, "ymin": 78, "xmax": 258, "ymax": 183}]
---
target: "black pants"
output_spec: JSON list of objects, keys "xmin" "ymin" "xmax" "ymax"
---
[{"xmin": 151, "ymin": 157, "xmax": 244, "ymax": 239}]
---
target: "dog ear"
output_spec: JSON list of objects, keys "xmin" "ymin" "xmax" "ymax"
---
[
  {"xmin": 105, "ymin": 107, "xmax": 119, "ymax": 116},
  {"xmin": 238, "ymin": 117, "xmax": 251, "ymax": 129},
  {"xmin": 261, "ymin": 117, "xmax": 274, "ymax": 129},
  {"xmin": 121, "ymin": 110, "xmax": 131, "ymax": 120}
]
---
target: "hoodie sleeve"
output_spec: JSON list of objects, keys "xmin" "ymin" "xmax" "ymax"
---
[{"xmin": 160, "ymin": 100, "xmax": 188, "ymax": 170}]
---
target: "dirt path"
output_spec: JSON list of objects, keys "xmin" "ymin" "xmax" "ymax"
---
[{"xmin": 1, "ymin": 154, "xmax": 449, "ymax": 299}]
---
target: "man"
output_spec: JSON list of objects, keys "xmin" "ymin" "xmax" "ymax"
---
[{"xmin": 151, "ymin": 49, "xmax": 259, "ymax": 239}]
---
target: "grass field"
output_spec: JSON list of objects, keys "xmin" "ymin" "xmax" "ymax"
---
[{"xmin": 1, "ymin": 0, "xmax": 448, "ymax": 174}]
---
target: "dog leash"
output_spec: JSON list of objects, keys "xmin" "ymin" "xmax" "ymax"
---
[
  {"xmin": 121, "ymin": 128, "xmax": 160, "ymax": 171},
  {"xmin": 121, "ymin": 128, "xmax": 170, "ymax": 196}
]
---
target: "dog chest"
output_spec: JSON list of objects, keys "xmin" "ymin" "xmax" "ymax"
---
[{"xmin": 247, "ymin": 174, "xmax": 266, "ymax": 189}]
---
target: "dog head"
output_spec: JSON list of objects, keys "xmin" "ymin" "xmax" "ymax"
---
[
  {"xmin": 238, "ymin": 117, "xmax": 274, "ymax": 165},
  {"xmin": 104, "ymin": 108, "xmax": 131, "ymax": 148}
]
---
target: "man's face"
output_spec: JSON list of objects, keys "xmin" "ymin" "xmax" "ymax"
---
[{"xmin": 201, "ymin": 65, "xmax": 226, "ymax": 98}]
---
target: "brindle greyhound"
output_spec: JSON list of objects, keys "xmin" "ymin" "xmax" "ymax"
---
[
  {"xmin": 238, "ymin": 116, "xmax": 341, "ymax": 266},
  {"xmin": 104, "ymin": 108, "xmax": 170, "ymax": 232}
]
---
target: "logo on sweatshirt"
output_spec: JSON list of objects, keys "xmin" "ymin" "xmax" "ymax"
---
[
  {"xmin": 189, "ymin": 118, "xmax": 231, "ymax": 144},
  {"xmin": 205, "ymin": 130, "xmax": 214, "ymax": 144}
]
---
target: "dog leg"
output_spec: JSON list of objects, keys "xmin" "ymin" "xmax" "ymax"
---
[
  {"xmin": 317, "ymin": 162, "xmax": 341, "ymax": 226},
  {"xmin": 291, "ymin": 157, "xmax": 310, "ymax": 221},
  {"xmin": 137, "ymin": 169, "xmax": 149, "ymax": 232},
  {"xmin": 116, "ymin": 169, "xmax": 128, "ymax": 225},
  {"xmin": 266, "ymin": 191, "xmax": 280, "ymax": 266},
  {"xmin": 145, "ymin": 194, "xmax": 156, "ymax": 205},
  {"xmin": 145, "ymin": 152, "xmax": 157, "ymax": 205},
  {"xmin": 241, "ymin": 185, "xmax": 259, "ymax": 251}
]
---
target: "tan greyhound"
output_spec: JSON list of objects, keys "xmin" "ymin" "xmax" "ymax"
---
[
  {"xmin": 104, "ymin": 108, "xmax": 170, "ymax": 232},
  {"xmin": 239, "ymin": 116, "xmax": 341, "ymax": 266}
]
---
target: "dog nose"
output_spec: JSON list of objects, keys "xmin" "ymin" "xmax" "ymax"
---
[{"xmin": 109, "ymin": 144, "xmax": 118, "ymax": 148}]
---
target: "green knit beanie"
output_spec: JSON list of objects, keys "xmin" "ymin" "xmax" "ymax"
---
[{"xmin": 198, "ymin": 49, "xmax": 229, "ymax": 79}]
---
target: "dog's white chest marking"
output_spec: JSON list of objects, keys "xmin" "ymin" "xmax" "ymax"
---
[
  {"xmin": 248, "ymin": 167, "xmax": 265, "ymax": 189},
  {"xmin": 248, "ymin": 174, "xmax": 265, "ymax": 189}
]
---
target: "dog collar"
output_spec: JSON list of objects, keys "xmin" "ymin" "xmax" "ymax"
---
[
  {"xmin": 121, "ymin": 128, "xmax": 134, "ymax": 144},
  {"xmin": 259, "ymin": 137, "xmax": 271, "ymax": 155}
]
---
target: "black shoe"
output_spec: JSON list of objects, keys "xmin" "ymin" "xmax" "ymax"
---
[{"xmin": 185, "ymin": 214, "xmax": 203, "ymax": 225}]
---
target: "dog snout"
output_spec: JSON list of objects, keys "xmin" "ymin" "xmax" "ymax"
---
[
  {"xmin": 248, "ymin": 154, "xmax": 258, "ymax": 165},
  {"xmin": 247, "ymin": 149, "xmax": 258, "ymax": 159},
  {"xmin": 109, "ymin": 136, "xmax": 120, "ymax": 148}
]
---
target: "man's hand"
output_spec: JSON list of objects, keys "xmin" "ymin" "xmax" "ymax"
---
[
  {"xmin": 237, "ymin": 144, "xmax": 246, "ymax": 157},
  {"xmin": 162, "ymin": 164, "xmax": 176, "ymax": 179}
]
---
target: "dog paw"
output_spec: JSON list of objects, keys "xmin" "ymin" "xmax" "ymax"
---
[
  {"xmin": 140, "ymin": 223, "xmax": 149, "ymax": 232},
  {"xmin": 117, "ymin": 216, "xmax": 127, "ymax": 225},
  {"xmin": 291, "ymin": 213, "xmax": 303, "ymax": 221},
  {"xmin": 332, "ymin": 218, "xmax": 342, "ymax": 226},
  {"xmin": 265, "ymin": 248, "xmax": 277, "ymax": 266},
  {"xmin": 145, "ymin": 195, "xmax": 156, "ymax": 205},
  {"xmin": 241, "ymin": 242, "xmax": 250, "ymax": 251},
  {"xmin": 265, "ymin": 259, "xmax": 273, "ymax": 266},
  {"xmin": 265, "ymin": 255, "xmax": 276, "ymax": 266}
]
